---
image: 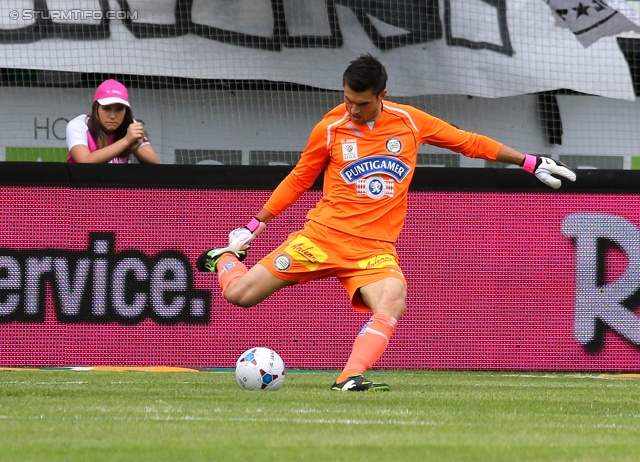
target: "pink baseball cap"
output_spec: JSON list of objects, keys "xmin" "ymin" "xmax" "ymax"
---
[{"xmin": 93, "ymin": 79, "xmax": 130, "ymax": 107}]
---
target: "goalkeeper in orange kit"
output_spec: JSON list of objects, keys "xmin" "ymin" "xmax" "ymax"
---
[{"xmin": 198, "ymin": 53, "xmax": 576, "ymax": 391}]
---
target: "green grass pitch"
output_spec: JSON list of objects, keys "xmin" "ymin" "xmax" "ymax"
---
[{"xmin": 0, "ymin": 369, "xmax": 639, "ymax": 461}]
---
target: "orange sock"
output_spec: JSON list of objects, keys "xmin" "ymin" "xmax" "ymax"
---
[
  {"xmin": 337, "ymin": 313, "xmax": 398, "ymax": 383},
  {"xmin": 217, "ymin": 253, "xmax": 247, "ymax": 294}
]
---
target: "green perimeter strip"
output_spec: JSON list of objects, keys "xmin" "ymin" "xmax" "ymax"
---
[
  {"xmin": 632, "ymin": 156, "xmax": 640, "ymax": 170},
  {"xmin": 5, "ymin": 146, "xmax": 68, "ymax": 162}
]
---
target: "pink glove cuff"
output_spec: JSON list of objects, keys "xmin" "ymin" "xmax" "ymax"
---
[
  {"xmin": 246, "ymin": 218, "xmax": 261, "ymax": 233},
  {"xmin": 521, "ymin": 154, "xmax": 538, "ymax": 174}
]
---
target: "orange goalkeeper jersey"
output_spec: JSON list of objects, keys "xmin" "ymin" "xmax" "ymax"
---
[{"xmin": 264, "ymin": 100, "xmax": 503, "ymax": 242}]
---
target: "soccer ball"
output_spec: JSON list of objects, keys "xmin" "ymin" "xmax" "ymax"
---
[{"xmin": 235, "ymin": 347, "xmax": 285, "ymax": 391}]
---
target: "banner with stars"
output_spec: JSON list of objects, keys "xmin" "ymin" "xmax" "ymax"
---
[{"xmin": 544, "ymin": 0, "xmax": 640, "ymax": 46}]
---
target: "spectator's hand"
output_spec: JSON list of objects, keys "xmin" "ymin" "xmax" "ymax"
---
[
  {"xmin": 228, "ymin": 218, "xmax": 267, "ymax": 251},
  {"xmin": 522, "ymin": 154, "xmax": 576, "ymax": 189},
  {"xmin": 125, "ymin": 123, "xmax": 145, "ymax": 150}
]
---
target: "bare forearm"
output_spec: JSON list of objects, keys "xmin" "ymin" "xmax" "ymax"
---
[
  {"xmin": 495, "ymin": 145, "xmax": 526, "ymax": 166},
  {"xmin": 255, "ymin": 209, "xmax": 275, "ymax": 224},
  {"xmin": 69, "ymin": 138, "xmax": 132, "ymax": 163},
  {"xmin": 133, "ymin": 144, "xmax": 160, "ymax": 164}
]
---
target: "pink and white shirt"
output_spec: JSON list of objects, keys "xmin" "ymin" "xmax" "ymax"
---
[{"xmin": 65, "ymin": 114, "xmax": 148, "ymax": 164}]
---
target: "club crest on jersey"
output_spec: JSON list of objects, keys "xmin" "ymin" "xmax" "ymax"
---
[
  {"xmin": 342, "ymin": 142, "xmax": 358, "ymax": 161},
  {"xmin": 340, "ymin": 155, "xmax": 411, "ymax": 184},
  {"xmin": 385, "ymin": 137, "xmax": 402, "ymax": 155},
  {"xmin": 357, "ymin": 175, "xmax": 394, "ymax": 199}
]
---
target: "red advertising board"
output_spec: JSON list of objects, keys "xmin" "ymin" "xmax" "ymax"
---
[{"xmin": 0, "ymin": 186, "xmax": 638, "ymax": 370}]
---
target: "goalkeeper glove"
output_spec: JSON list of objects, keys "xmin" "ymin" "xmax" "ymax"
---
[
  {"xmin": 521, "ymin": 154, "xmax": 576, "ymax": 189},
  {"xmin": 228, "ymin": 217, "xmax": 266, "ymax": 251}
]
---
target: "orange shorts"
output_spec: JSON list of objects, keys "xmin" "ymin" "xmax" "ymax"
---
[{"xmin": 259, "ymin": 220, "xmax": 406, "ymax": 312}]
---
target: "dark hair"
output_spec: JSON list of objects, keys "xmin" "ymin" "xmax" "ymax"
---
[
  {"xmin": 87, "ymin": 101, "xmax": 135, "ymax": 149},
  {"xmin": 342, "ymin": 53, "xmax": 387, "ymax": 95}
]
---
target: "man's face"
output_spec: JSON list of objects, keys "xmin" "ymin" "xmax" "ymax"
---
[{"xmin": 343, "ymin": 85, "xmax": 387, "ymax": 125}]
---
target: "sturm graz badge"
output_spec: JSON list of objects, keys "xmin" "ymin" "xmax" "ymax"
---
[
  {"xmin": 274, "ymin": 254, "xmax": 291, "ymax": 271},
  {"xmin": 385, "ymin": 137, "xmax": 402, "ymax": 155},
  {"xmin": 365, "ymin": 175, "xmax": 386, "ymax": 199}
]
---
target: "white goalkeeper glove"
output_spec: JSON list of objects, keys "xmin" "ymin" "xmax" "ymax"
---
[
  {"xmin": 521, "ymin": 154, "xmax": 576, "ymax": 189},
  {"xmin": 228, "ymin": 217, "xmax": 267, "ymax": 251}
]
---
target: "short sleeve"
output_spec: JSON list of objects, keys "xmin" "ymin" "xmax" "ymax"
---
[{"xmin": 66, "ymin": 115, "xmax": 90, "ymax": 150}]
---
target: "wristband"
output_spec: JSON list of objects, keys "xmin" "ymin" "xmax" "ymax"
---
[
  {"xmin": 521, "ymin": 154, "xmax": 538, "ymax": 174},
  {"xmin": 246, "ymin": 217, "xmax": 261, "ymax": 233}
]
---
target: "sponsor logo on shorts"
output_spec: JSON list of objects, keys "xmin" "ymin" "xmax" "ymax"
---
[
  {"xmin": 357, "ymin": 254, "xmax": 397, "ymax": 269},
  {"xmin": 285, "ymin": 235, "xmax": 328, "ymax": 271},
  {"xmin": 385, "ymin": 137, "xmax": 402, "ymax": 154},
  {"xmin": 273, "ymin": 254, "xmax": 291, "ymax": 271}
]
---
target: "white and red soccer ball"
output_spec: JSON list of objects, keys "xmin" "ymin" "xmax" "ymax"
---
[{"xmin": 235, "ymin": 347, "xmax": 285, "ymax": 391}]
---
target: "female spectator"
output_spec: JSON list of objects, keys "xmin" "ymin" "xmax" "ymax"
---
[{"xmin": 66, "ymin": 79, "xmax": 160, "ymax": 164}]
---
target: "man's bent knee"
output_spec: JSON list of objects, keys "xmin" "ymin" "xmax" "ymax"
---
[
  {"xmin": 360, "ymin": 277, "xmax": 407, "ymax": 320},
  {"xmin": 221, "ymin": 264, "xmax": 291, "ymax": 308}
]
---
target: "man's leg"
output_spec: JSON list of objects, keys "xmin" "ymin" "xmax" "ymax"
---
[
  {"xmin": 198, "ymin": 248, "xmax": 291, "ymax": 307},
  {"xmin": 222, "ymin": 262, "xmax": 291, "ymax": 307},
  {"xmin": 332, "ymin": 277, "xmax": 406, "ymax": 392}
]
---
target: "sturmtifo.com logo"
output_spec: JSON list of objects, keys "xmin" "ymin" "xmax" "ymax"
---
[{"xmin": 10, "ymin": 9, "xmax": 138, "ymax": 21}]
